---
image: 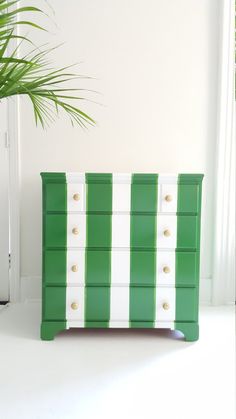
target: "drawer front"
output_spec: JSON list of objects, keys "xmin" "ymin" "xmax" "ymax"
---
[
  {"xmin": 44, "ymin": 249, "xmax": 198, "ymax": 287},
  {"xmin": 42, "ymin": 173, "xmax": 202, "ymax": 215},
  {"xmin": 43, "ymin": 286, "xmax": 198, "ymax": 324},
  {"xmin": 44, "ymin": 213, "xmax": 198, "ymax": 250}
]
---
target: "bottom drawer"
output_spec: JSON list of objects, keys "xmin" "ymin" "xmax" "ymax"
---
[{"xmin": 43, "ymin": 286, "xmax": 198, "ymax": 324}]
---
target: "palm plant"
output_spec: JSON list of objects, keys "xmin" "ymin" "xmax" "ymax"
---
[{"xmin": 0, "ymin": 0, "xmax": 95, "ymax": 128}]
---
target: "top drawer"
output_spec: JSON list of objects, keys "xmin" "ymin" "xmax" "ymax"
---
[{"xmin": 41, "ymin": 173, "xmax": 203, "ymax": 215}]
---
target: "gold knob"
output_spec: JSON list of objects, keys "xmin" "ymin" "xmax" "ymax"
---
[
  {"xmin": 73, "ymin": 193, "xmax": 80, "ymax": 201},
  {"xmin": 163, "ymin": 266, "xmax": 170, "ymax": 274},
  {"xmin": 162, "ymin": 302, "xmax": 170, "ymax": 310},
  {"xmin": 165, "ymin": 194, "xmax": 172, "ymax": 202},
  {"xmin": 71, "ymin": 302, "xmax": 79, "ymax": 310},
  {"xmin": 163, "ymin": 229, "xmax": 171, "ymax": 237},
  {"xmin": 72, "ymin": 227, "xmax": 79, "ymax": 235},
  {"xmin": 71, "ymin": 265, "xmax": 78, "ymax": 272}
]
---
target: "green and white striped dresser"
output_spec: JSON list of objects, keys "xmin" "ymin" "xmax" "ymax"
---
[{"xmin": 40, "ymin": 172, "xmax": 203, "ymax": 341}]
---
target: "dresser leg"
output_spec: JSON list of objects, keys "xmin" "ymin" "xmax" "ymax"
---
[
  {"xmin": 41, "ymin": 321, "xmax": 66, "ymax": 340},
  {"xmin": 175, "ymin": 322, "xmax": 199, "ymax": 342}
]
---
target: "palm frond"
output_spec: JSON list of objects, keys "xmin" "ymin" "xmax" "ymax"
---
[{"xmin": 0, "ymin": 0, "xmax": 96, "ymax": 128}]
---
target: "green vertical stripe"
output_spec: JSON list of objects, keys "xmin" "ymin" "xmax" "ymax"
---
[
  {"xmin": 41, "ymin": 173, "xmax": 67, "ymax": 324},
  {"xmin": 176, "ymin": 174, "xmax": 203, "ymax": 328},
  {"xmin": 175, "ymin": 288, "xmax": 198, "ymax": 322},
  {"xmin": 175, "ymin": 251, "xmax": 197, "ymax": 286},
  {"xmin": 85, "ymin": 173, "xmax": 112, "ymax": 326},
  {"xmin": 130, "ymin": 174, "xmax": 158, "ymax": 327}
]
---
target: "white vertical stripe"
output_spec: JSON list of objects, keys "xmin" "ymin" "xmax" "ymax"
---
[
  {"xmin": 66, "ymin": 173, "xmax": 86, "ymax": 327},
  {"xmin": 157, "ymin": 174, "xmax": 178, "ymax": 213},
  {"xmin": 155, "ymin": 287, "xmax": 176, "ymax": 321},
  {"xmin": 66, "ymin": 286, "xmax": 85, "ymax": 326},
  {"xmin": 156, "ymin": 251, "xmax": 176, "ymax": 286},
  {"xmin": 156, "ymin": 175, "xmax": 178, "ymax": 324},
  {"xmin": 66, "ymin": 173, "xmax": 85, "ymax": 213},
  {"xmin": 110, "ymin": 175, "xmax": 131, "ymax": 326},
  {"xmin": 67, "ymin": 214, "xmax": 86, "ymax": 247},
  {"xmin": 156, "ymin": 215, "xmax": 177, "ymax": 249},
  {"xmin": 66, "ymin": 250, "xmax": 85, "ymax": 285}
]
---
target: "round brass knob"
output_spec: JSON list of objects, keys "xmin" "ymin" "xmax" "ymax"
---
[
  {"xmin": 163, "ymin": 229, "xmax": 171, "ymax": 237},
  {"xmin": 162, "ymin": 302, "xmax": 170, "ymax": 310},
  {"xmin": 71, "ymin": 265, "xmax": 78, "ymax": 272},
  {"xmin": 73, "ymin": 193, "xmax": 80, "ymax": 201},
  {"xmin": 71, "ymin": 302, "xmax": 79, "ymax": 310},
  {"xmin": 163, "ymin": 266, "xmax": 170, "ymax": 274},
  {"xmin": 165, "ymin": 194, "xmax": 172, "ymax": 202},
  {"xmin": 72, "ymin": 227, "xmax": 79, "ymax": 235}
]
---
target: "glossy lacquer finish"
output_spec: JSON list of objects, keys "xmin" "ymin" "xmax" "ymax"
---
[{"xmin": 40, "ymin": 172, "xmax": 203, "ymax": 341}]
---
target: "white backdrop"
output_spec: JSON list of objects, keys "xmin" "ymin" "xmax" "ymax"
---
[{"xmin": 18, "ymin": 0, "xmax": 221, "ymax": 302}]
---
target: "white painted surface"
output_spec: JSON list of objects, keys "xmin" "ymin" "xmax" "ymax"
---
[
  {"xmin": 156, "ymin": 251, "xmax": 176, "ymax": 285},
  {"xmin": 0, "ymin": 101, "xmax": 9, "ymax": 301},
  {"xmin": 0, "ymin": 304, "xmax": 234, "ymax": 419},
  {"xmin": 66, "ymin": 286, "xmax": 84, "ymax": 323},
  {"xmin": 66, "ymin": 250, "xmax": 85, "ymax": 285},
  {"xmin": 158, "ymin": 179, "xmax": 178, "ymax": 213},
  {"xmin": 109, "ymin": 287, "xmax": 130, "ymax": 325},
  {"xmin": 111, "ymin": 250, "xmax": 130, "ymax": 285},
  {"xmin": 111, "ymin": 215, "xmax": 131, "ymax": 248},
  {"xmin": 67, "ymin": 214, "xmax": 86, "ymax": 247},
  {"xmin": 112, "ymin": 174, "xmax": 131, "ymax": 212},
  {"xmin": 156, "ymin": 215, "xmax": 177, "ymax": 249},
  {"xmin": 155, "ymin": 287, "xmax": 176, "ymax": 321},
  {"xmin": 67, "ymin": 182, "xmax": 85, "ymax": 213},
  {"xmin": 17, "ymin": 0, "xmax": 221, "ymax": 304}
]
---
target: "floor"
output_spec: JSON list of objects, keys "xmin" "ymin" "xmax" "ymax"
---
[{"xmin": 0, "ymin": 303, "xmax": 235, "ymax": 419}]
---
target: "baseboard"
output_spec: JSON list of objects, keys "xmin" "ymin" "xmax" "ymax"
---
[{"xmin": 20, "ymin": 276, "xmax": 213, "ymax": 304}]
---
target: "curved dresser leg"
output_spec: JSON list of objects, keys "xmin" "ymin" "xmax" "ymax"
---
[
  {"xmin": 41, "ymin": 321, "xmax": 66, "ymax": 341},
  {"xmin": 175, "ymin": 322, "xmax": 199, "ymax": 342}
]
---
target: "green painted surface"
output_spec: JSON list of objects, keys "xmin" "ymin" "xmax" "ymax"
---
[
  {"xmin": 85, "ymin": 287, "xmax": 110, "ymax": 325},
  {"xmin": 44, "ymin": 250, "xmax": 67, "ymax": 285},
  {"xmin": 175, "ymin": 252, "xmax": 198, "ymax": 286},
  {"xmin": 131, "ymin": 174, "xmax": 158, "ymax": 213},
  {"xmin": 86, "ymin": 215, "xmax": 112, "ymax": 248},
  {"xmin": 130, "ymin": 174, "xmax": 157, "ymax": 326},
  {"xmin": 41, "ymin": 174, "xmax": 67, "ymax": 333},
  {"xmin": 85, "ymin": 173, "xmax": 113, "ymax": 184},
  {"xmin": 175, "ymin": 288, "xmax": 198, "ymax": 322},
  {"xmin": 86, "ymin": 173, "xmax": 112, "ymax": 213},
  {"xmin": 177, "ymin": 216, "xmax": 198, "ymax": 249},
  {"xmin": 86, "ymin": 250, "xmax": 111, "ymax": 285},
  {"xmin": 85, "ymin": 174, "xmax": 112, "ymax": 327},
  {"xmin": 41, "ymin": 321, "xmax": 66, "ymax": 340},
  {"xmin": 44, "ymin": 287, "xmax": 66, "ymax": 320},
  {"xmin": 41, "ymin": 172, "xmax": 67, "ymax": 182},
  {"xmin": 177, "ymin": 183, "xmax": 200, "ymax": 214},
  {"xmin": 129, "ymin": 287, "xmax": 156, "ymax": 325},
  {"xmin": 44, "ymin": 214, "xmax": 67, "ymax": 248},
  {"xmin": 174, "ymin": 322, "xmax": 199, "ymax": 341},
  {"xmin": 130, "ymin": 251, "xmax": 156, "ymax": 285},
  {"xmin": 44, "ymin": 183, "xmax": 67, "ymax": 212},
  {"xmin": 131, "ymin": 215, "xmax": 157, "ymax": 248}
]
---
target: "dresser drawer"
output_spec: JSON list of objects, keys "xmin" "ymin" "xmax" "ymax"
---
[
  {"xmin": 43, "ymin": 249, "xmax": 198, "ymax": 287},
  {"xmin": 44, "ymin": 213, "xmax": 198, "ymax": 249},
  {"xmin": 43, "ymin": 286, "xmax": 198, "ymax": 323}
]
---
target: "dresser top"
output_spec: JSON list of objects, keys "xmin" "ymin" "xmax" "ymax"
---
[{"xmin": 41, "ymin": 172, "xmax": 204, "ymax": 185}]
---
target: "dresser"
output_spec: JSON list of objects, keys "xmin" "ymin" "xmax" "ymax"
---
[{"xmin": 40, "ymin": 172, "xmax": 203, "ymax": 341}]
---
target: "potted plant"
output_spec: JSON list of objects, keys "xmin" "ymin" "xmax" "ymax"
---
[{"xmin": 0, "ymin": 0, "xmax": 95, "ymax": 128}]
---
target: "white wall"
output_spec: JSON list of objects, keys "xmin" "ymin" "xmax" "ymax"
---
[{"xmin": 19, "ymin": 0, "xmax": 220, "ymax": 302}]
